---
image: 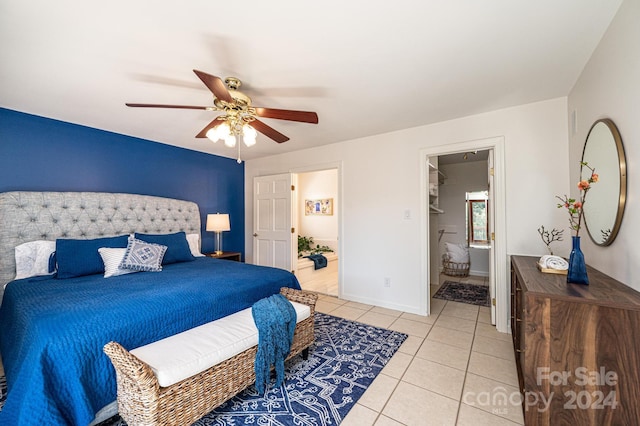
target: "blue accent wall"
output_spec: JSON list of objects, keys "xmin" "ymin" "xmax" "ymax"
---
[{"xmin": 0, "ymin": 108, "xmax": 244, "ymax": 255}]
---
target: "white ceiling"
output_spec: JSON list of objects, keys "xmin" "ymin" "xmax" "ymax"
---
[{"xmin": 0, "ymin": 0, "xmax": 622, "ymax": 162}]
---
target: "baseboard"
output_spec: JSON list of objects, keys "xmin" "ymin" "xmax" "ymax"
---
[{"xmin": 469, "ymin": 269, "xmax": 489, "ymax": 277}]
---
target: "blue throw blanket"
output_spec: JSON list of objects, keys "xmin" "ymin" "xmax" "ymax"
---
[
  {"xmin": 251, "ymin": 294, "xmax": 297, "ymax": 395},
  {"xmin": 0, "ymin": 258, "xmax": 300, "ymax": 426},
  {"xmin": 304, "ymin": 253, "xmax": 328, "ymax": 270}
]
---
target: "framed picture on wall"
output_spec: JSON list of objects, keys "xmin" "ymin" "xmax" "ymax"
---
[{"xmin": 305, "ymin": 198, "xmax": 333, "ymax": 215}]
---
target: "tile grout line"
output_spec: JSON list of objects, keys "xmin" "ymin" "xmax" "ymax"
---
[
  {"xmin": 373, "ymin": 307, "xmax": 440, "ymax": 426},
  {"xmin": 452, "ymin": 301, "xmax": 480, "ymax": 425}
]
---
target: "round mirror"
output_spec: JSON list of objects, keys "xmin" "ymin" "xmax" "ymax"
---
[{"xmin": 580, "ymin": 119, "xmax": 627, "ymax": 246}]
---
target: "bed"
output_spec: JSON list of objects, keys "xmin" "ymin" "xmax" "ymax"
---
[{"xmin": 0, "ymin": 191, "xmax": 301, "ymax": 426}]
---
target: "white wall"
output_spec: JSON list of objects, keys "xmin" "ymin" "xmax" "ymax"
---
[
  {"xmin": 297, "ymin": 169, "xmax": 338, "ymax": 252},
  {"xmin": 245, "ymin": 97, "xmax": 570, "ymax": 315},
  {"xmin": 568, "ymin": 0, "xmax": 640, "ymax": 290},
  {"xmin": 439, "ymin": 160, "xmax": 490, "ymax": 277}
]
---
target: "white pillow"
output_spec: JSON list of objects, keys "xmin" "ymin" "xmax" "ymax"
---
[
  {"xmin": 98, "ymin": 247, "xmax": 138, "ymax": 278},
  {"xmin": 186, "ymin": 233, "xmax": 205, "ymax": 257},
  {"xmin": 15, "ymin": 240, "xmax": 56, "ymax": 280},
  {"xmin": 444, "ymin": 242, "xmax": 470, "ymax": 263}
]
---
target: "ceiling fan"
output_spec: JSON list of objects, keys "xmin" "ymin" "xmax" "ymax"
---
[{"xmin": 126, "ymin": 69, "xmax": 319, "ymax": 148}]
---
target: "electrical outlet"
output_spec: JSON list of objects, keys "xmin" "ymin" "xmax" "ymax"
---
[{"xmin": 384, "ymin": 277, "xmax": 391, "ymax": 288}]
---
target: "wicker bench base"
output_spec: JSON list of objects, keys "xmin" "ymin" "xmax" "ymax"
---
[{"xmin": 104, "ymin": 288, "xmax": 317, "ymax": 426}]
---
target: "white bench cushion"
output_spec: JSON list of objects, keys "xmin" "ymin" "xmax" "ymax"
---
[{"xmin": 131, "ymin": 301, "xmax": 311, "ymax": 387}]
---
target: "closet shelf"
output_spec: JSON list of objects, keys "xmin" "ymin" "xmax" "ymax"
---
[{"xmin": 428, "ymin": 162, "xmax": 447, "ymax": 184}]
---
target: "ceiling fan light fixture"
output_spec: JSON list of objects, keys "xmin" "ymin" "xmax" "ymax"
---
[
  {"xmin": 217, "ymin": 122, "xmax": 231, "ymax": 140},
  {"xmin": 242, "ymin": 124, "xmax": 257, "ymax": 147},
  {"xmin": 224, "ymin": 134, "xmax": 237, "ymax": 148},
  {"xmin": 205, "ymin": 127, "xmax": 219, "ymax": 142}
]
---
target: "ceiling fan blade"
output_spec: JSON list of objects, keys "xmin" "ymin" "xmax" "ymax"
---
[
  {"xmin": 250, "ymin": 119, "xmax": 290, "ymax": 143},
  {"xmin": 126, "ymin": 103, "xmax": 212, "ymax": 110},
  {"xmin": 193, "ymin": 70, "xmax": 234, "ymax": 103},
  {"xmin": 254, "ymin": 107, "xmax": 318, "ymax": 124},
  {"xmin": 195, "ymin": 118, "xmax": 225, "ymax": 139}
]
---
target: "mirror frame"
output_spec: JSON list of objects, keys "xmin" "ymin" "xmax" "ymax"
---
[{"xmin": 581, "ymin": 118, "xmax": 627, "ymax": 246}]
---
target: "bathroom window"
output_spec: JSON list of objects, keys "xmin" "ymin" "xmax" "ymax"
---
[{"xmin": 466, "ymin": 191, "xmax": 489, "ymax": 245}]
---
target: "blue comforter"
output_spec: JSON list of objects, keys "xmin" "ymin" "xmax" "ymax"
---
[{"xmin": 0, "ymin": 257, "xmax": 300, "ymax": 426}]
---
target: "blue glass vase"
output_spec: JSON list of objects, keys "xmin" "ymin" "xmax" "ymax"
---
[{"xmin": 567, "ymin": 236, "xmax": 588, "ymax": 285}]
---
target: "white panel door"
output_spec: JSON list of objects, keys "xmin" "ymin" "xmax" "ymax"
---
[{"xmin": 253, "ymin": 173, "xmax": 293, "ymax": 271}]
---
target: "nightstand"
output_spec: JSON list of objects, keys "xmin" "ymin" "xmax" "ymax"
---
[{"xmin": 205, "ymin": 251, "xmax": 242, "ymax": 262}]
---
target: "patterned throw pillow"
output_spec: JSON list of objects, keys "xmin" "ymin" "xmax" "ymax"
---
[{"xmin": 119, "ymin": 238, "xmax": 167, "ymax": 272}]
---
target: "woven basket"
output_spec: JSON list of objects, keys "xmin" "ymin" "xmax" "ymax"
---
[
  {"xmin": 104, "ymin": 287, "xmax": 318, "ymax": 426},
  {"xmin": 443, "ymin": 259, "xmax": 470, "ymax": 277}
]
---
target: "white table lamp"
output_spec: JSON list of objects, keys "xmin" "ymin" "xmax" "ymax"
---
[{"xmin": 206, "ymin": 213, "xmax": 230, "ymax": 255}]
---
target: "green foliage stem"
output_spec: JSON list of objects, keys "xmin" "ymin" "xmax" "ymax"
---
[{"xmin": 298, "ymin": 235, "xmax": 334, "ymax": 257}]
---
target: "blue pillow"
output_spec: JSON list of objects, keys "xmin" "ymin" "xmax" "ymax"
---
[
  {"xmin": 134, "ymin": 231, "xmax": 195, "ymax": 265},
  {"xmin": 55, "ymin": 235, "xmax": 129, "ymax": 279}
]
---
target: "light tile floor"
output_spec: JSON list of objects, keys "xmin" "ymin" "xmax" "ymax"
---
[
  {"xmin": 316, "ymin": 274, "xmax": 524, "ymax": 426},
  {"xmin": 300, "ymin": 275, "xmax": 338, "ymax": 297}
]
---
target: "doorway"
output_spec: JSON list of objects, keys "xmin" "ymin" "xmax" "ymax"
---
[
  {"xmin": 295, "ymin": 169, "xmax": 339, "ymax": 296},
  {"xmin": 420, "ymin": 137, "xmax": 508, "ymax": 333},
  {"xmin": 429, "ymin": 151, "xmax": 492, "ymax": 307},
  {"xmin": 252, "ymin": 165, "xmax": 341, "ymax": 298}
]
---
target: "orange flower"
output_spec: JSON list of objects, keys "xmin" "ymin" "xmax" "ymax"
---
[
  {"xmin": 578, "ymin": 180, "xmax": 590, "ymax": 191},
  {"xmin": 557, "ymin": 162, "xmax": 598, "ymax": 237}
]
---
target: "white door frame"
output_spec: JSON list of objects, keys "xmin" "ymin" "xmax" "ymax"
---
[
  {"xmin": 420, "ymin": 137, "xmax": 508, "ymax": 333},
  {"xmin": 488, "ymin": 149, "xmax": 497, "ymax": 325}
]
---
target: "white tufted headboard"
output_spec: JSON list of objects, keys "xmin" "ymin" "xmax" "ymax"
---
[{"xmin": 0, "ymin": 191, "xmax": 201, "ymax": 301}]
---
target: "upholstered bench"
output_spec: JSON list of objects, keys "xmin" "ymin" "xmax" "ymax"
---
[{"xmin": 104, "ymin": 288, "xmax": 317, "ymax": 426}]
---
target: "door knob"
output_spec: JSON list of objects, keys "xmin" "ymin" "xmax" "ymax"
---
[{"xmin": 253, "ymin": 233, "xmax": 258, "ymax": 237}]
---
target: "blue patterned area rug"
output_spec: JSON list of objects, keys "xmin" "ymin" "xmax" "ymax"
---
[
  {"xmin": 0, "ymin": 313, "xmax": 407, "ymax": 425},
  {"xmin": 434, "ymin": 280, "xmax": 490, "ymax": 307}
]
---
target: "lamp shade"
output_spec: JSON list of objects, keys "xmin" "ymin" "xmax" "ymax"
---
[{"xmin": 206, "ymin": 213, "xmax": 230, "ymax": 232}]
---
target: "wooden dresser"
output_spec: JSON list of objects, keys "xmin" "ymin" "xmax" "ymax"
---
[{"xmin": 510, "ymin": 255, "xmax": 640, "ymax": 425}]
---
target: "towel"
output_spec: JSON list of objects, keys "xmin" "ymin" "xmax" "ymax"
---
[
  {"xmin": 539, "ymin": 255, "xmax": 569, "ymax": 270},
  {"xmin": 251, "ymin": 293, "xmax": 297, "ymax": 395},
  {"xmin": 304, "ymin": 253, "xmax": 328, "ymax": 270}
]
